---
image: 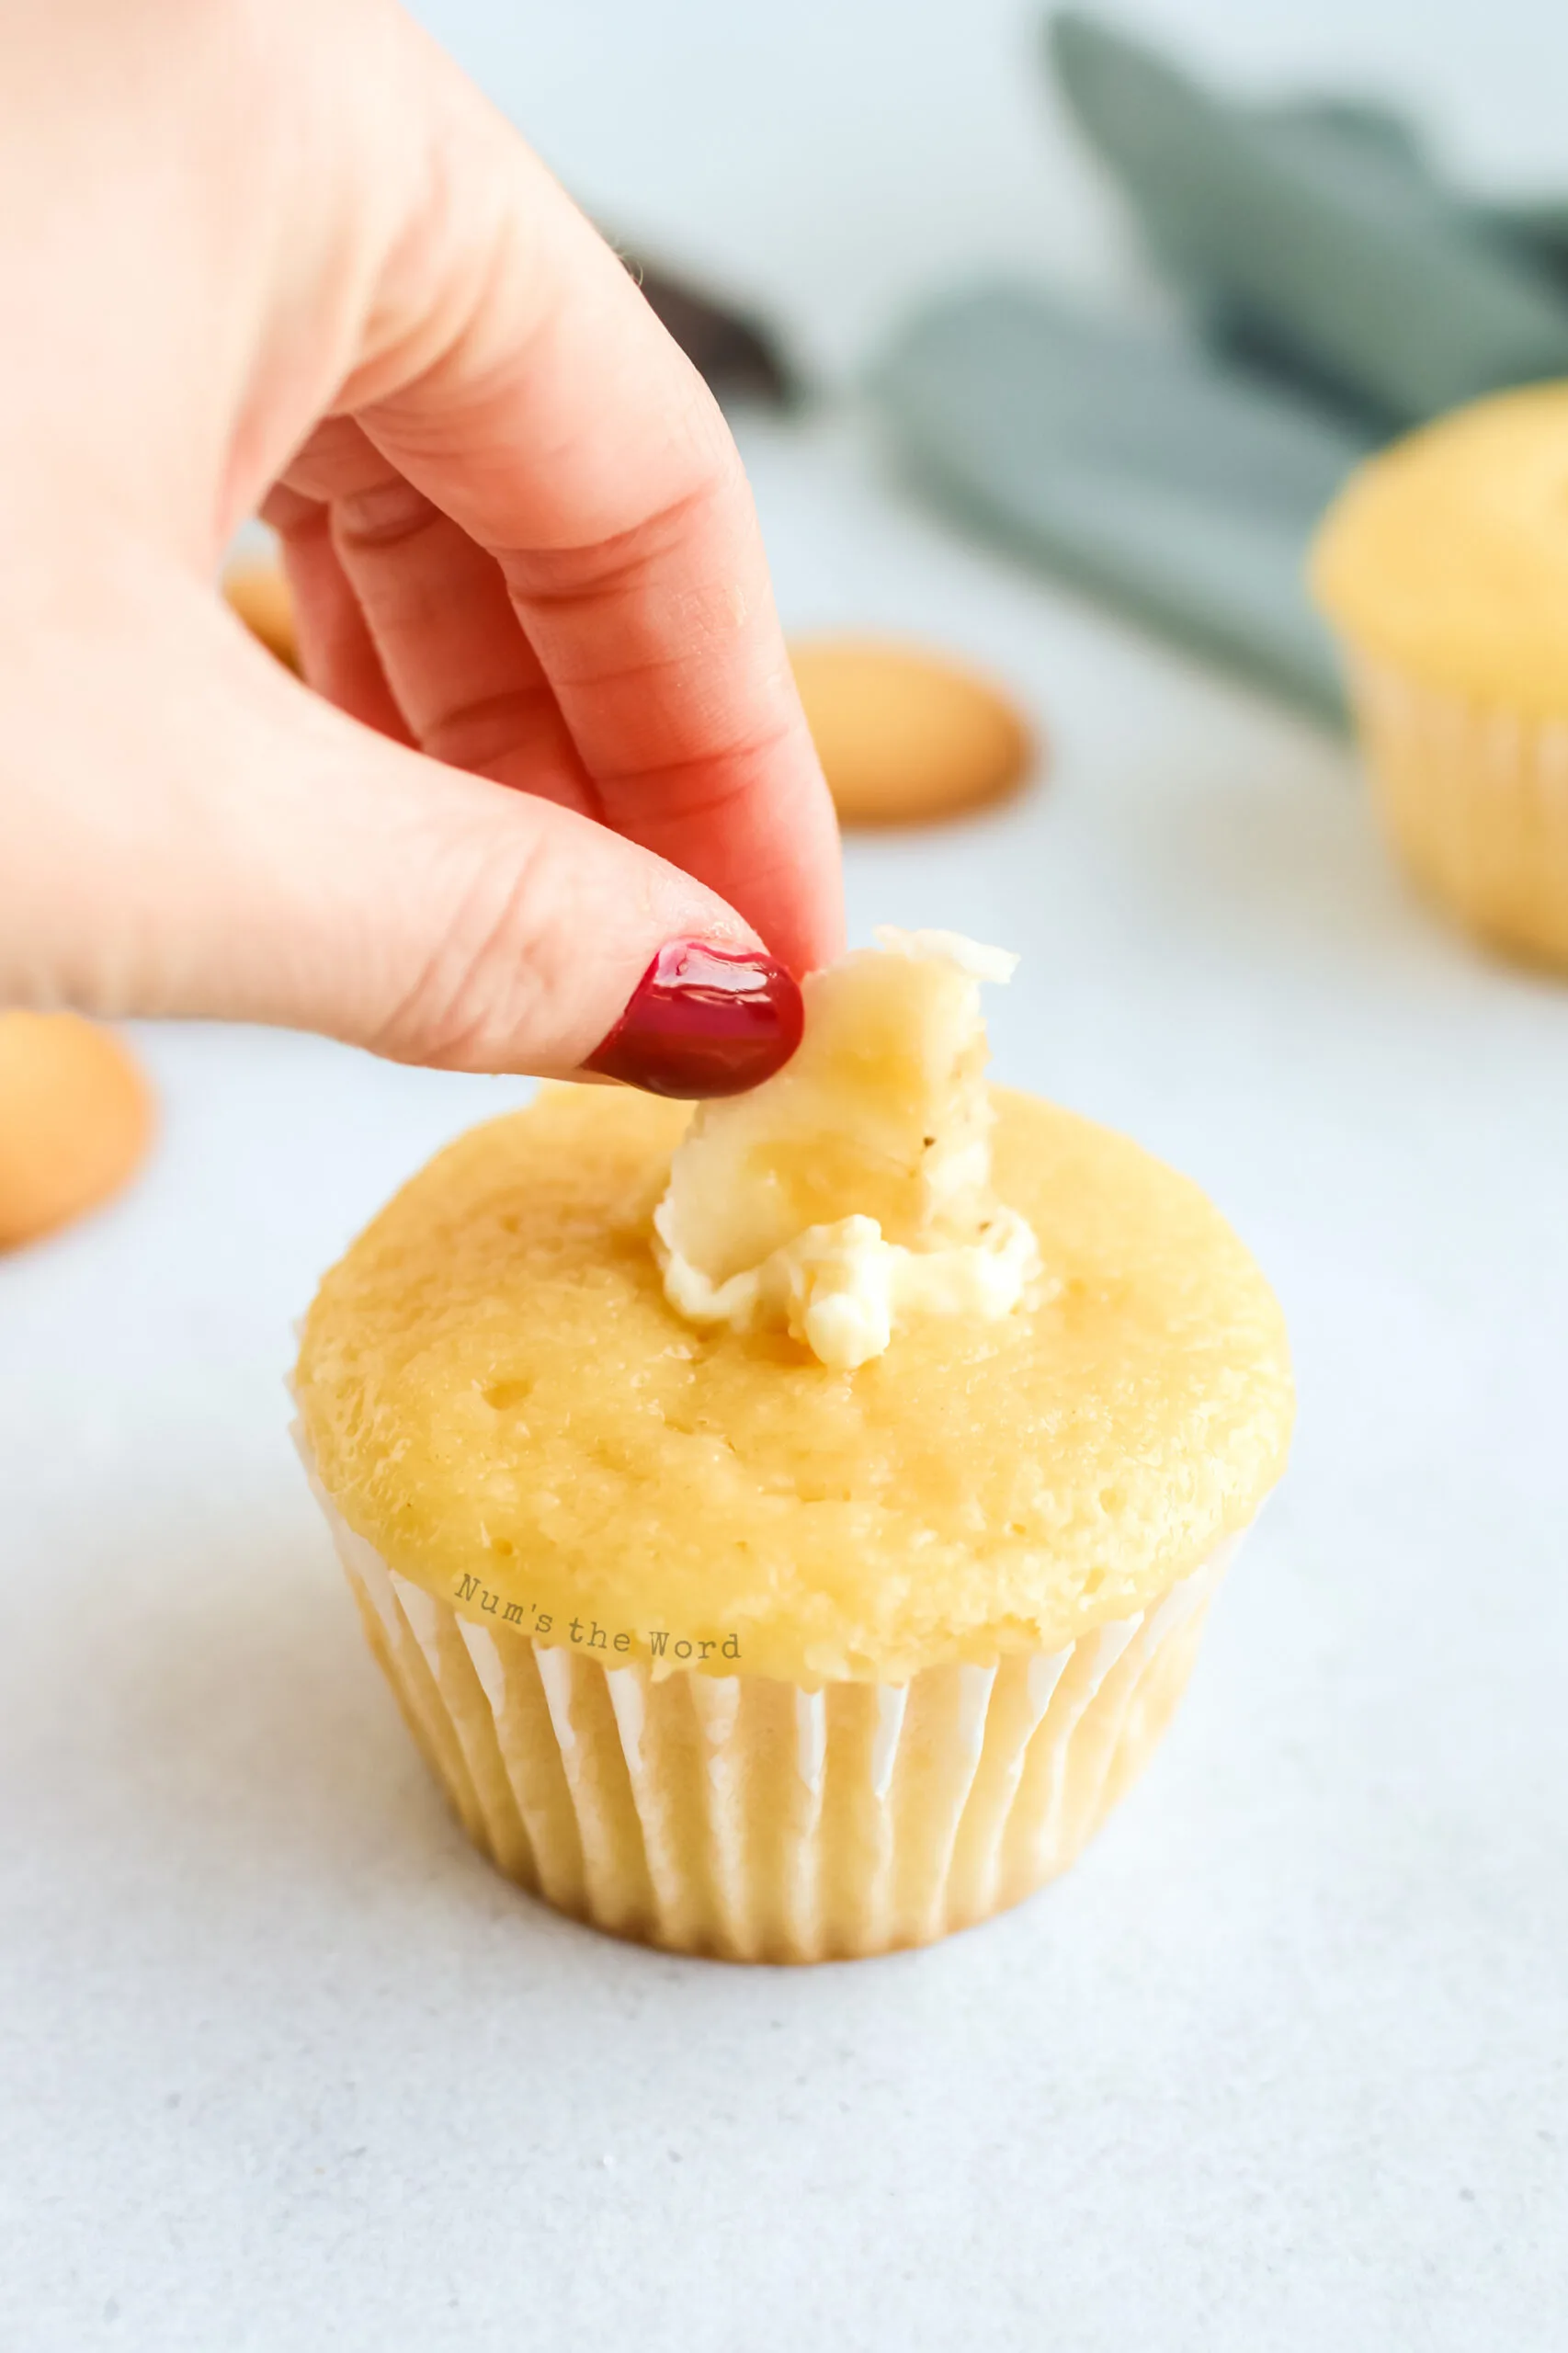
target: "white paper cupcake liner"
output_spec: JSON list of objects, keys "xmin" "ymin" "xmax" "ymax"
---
[
  {"xmin": 1346, "ymin": 652, "xmax": 1568, "ymax": 968},
  {"xmin": 299, "ymin": 1434, "xmax": 1244, "ymax": 1961}
]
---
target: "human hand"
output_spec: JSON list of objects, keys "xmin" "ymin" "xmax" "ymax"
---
[{"xmin": 0, "ymin": 0, "xmax": 842, "ymax": 1096}]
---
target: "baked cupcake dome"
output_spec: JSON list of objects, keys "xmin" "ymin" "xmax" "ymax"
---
[
  {"xmin": 295, "ymin": 1083, "xmax": 1291, "ymax": 1960},
  {"xmin": 1312, "ymin": 382, "xmax": 1568, "ymax": 967}
]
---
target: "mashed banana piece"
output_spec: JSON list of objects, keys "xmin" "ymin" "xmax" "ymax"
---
[{"xmin": 653, "ymin": 929, "xmax": 1043, "ymax": 1368}]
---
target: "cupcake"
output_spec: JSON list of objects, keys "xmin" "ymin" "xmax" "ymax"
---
[
  {"xmin": 293, "ymin": 932, "xmax": 1292, "ymax": 1961},
  {"xmin": 1312, "ymin": 383, "xmax": 1568, "ymax": 969}
]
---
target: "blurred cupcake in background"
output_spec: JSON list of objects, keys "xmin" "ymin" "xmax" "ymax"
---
[{"xmin": 1312, "ymin": 384, "xmax": 1568, "ymax": 971}]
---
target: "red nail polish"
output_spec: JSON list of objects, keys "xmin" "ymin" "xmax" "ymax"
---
[{"xmin": 585, "ymin": 939, "xmax": 804, "ymax": 1099}]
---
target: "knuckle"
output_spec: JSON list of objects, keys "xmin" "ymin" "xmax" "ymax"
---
[
  {"xmin": 335, "ymin": 479, "xmax": 443, "ymax": 555},
  {"xmin": 366, "ymin": 828, "xmax": 567, "ymax": 1072}
]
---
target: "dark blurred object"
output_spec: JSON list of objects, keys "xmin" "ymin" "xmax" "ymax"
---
[
  {"xmin": 872, "ymin": 11, "xmax": 1568, "ymax": 721},
  {"xmin": 619, "ymin": 248, "xmax": 801, "ymax": 408}
]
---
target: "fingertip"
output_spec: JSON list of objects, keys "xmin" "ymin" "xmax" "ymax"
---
[{"xmin": 582, "ymin": 938, "xmax": 803, "ymax": 1098}]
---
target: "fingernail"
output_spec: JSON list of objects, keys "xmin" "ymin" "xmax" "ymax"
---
[{"xmin": 585, "ymin": 939, "xmax": 804, "ymax": 1098}]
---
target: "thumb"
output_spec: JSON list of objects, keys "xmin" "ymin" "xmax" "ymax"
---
[{"xmin": 3, "ymin": 583, "xmax": 803, "ymax": 1096}]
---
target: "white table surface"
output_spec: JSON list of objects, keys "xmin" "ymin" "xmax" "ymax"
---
[{"xmin": 4, "ymin": 4, "xmax": 1567, "ymax": 2347}]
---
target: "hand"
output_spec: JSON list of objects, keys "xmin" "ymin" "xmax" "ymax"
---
[{"xmin": 0, "ymin": 0, "xmax": 842, "ymax": 1096}]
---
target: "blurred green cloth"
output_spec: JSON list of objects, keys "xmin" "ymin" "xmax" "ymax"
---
[{"xmin": 872, "ymin": 12, "xmax": 1568, "ymax": 718}]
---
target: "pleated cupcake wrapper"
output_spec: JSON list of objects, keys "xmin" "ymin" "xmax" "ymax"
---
[
  {"xmin": 299, "ymin": 1432, "xmax": 1243, "ymax": 1961},
  {"xmin": 1346, "ymin": 651, "xmax": 1568, "ymax": 969}
]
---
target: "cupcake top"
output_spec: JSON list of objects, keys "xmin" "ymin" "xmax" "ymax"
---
[
  {"xmin": 296, "ymin": 938, "xmax": 1292, "ymax": 1684},
  {"xmin": 1311, "ymin": 381, "xmax": 1568, "ymax": 719}
]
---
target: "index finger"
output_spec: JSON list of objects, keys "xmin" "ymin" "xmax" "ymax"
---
[{"xmin": 340, "ymin": 89, "xmax": 844, "ymax": 978}]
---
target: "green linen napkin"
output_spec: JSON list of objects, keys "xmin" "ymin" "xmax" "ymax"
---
[
  {"xmin": 872, "ymin": 285, "xmax": 1368, "ymax": 719},
  {"xmin": 871, "ymin": 12, "xmax": 1568, "ymax": 716},
  {"xmin": 1050, "ymin": 11, "xmax": 1568, "ymax": 425}
]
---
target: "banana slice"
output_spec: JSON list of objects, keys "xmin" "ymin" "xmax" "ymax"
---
[{"xmin": 653, "ymin": 929, "xmax": 1042, "ymax": 1370}]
